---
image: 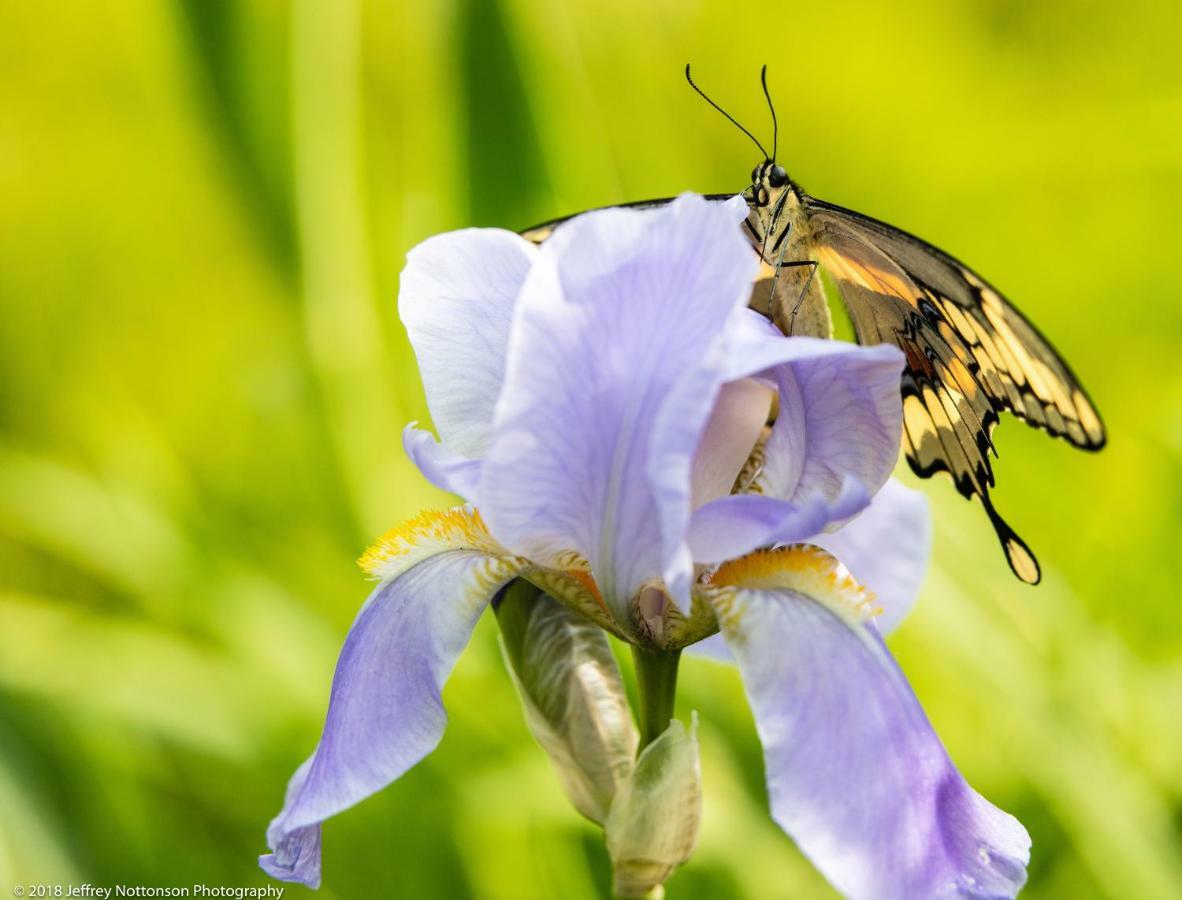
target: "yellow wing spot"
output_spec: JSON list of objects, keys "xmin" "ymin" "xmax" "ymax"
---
[
  {"xmin": 1029, "ymin": 356, "xmax": 1074, "ymax": 412},
  {"xmin": 707, "ymin": 544, "xmax": 880, "ymax": 626},
  {"xmin": 815, "ymin": 245, "xmax": 914, "ymax": 302},
  {"xmin": 940, "ymin": 301, "xmax": 975, "ymax": 341},
  {"xmin": 521, "ymin": 223, "xmax": 554, "ymax": 244},
  {"xmin": 1074, "ymin": 390, "xmax": 1105, "ymax": 444},
  {"xmin": 359, "ymin": 507, "xmax": 506, "ymax": 580},
  {"xmin": 1004, "ymin": 536, "xmax": 1041, "ymax": 585},
  {"xmin": 903, "ymin": 394, "xmax": 942, "ymax": 469}
]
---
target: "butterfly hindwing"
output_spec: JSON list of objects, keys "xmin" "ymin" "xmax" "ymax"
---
[{"xmin": 804, "ymin": 200, "xmax": 1105, "ymax": 583}]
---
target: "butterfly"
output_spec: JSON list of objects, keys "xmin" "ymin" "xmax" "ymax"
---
[{"xmin": 520, "ymin": 66, "xmax": 1105, "ymax": 584}]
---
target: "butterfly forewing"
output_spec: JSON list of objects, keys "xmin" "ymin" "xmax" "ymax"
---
[{"xmin": 805, "ymin": 199, "xmax": 1106, "ymax": 452}]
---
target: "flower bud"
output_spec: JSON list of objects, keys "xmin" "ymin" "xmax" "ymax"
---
[
  {"xmin": 604, "ymin": 716, "xmax": 702, "ymax": 898},
  {"xmin": 495, "ymin": 581, "xmax": 638, "ymax": 824}
]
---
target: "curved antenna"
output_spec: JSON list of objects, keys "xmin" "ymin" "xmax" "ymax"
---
[
  {"xmin": 761, "ymin": 64, "xmax": 778, "ymax": 161},
  {"xmin": 685, "ymin": 64, "xmax": 769, "ymax": 160}
]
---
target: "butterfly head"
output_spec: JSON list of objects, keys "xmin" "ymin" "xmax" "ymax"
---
[
  {"xmin": 683, "ymin": 65, "xmax": 793, "ymax": 207},
  {"xmin": 747, "ymin": 159, "xmax": 792, "ymax": 207}
]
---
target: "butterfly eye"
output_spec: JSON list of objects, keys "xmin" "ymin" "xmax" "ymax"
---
[{"xmin": 767, "ymin": 165, "xmax": 788, "ymax": 188}]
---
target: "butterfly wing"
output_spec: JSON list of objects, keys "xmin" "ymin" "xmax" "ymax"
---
[
  {"xmin": 522, "ymin": 197, "xmax": 689, "ymax": 244},
  {"xmin": 808, "ymin": 198, "xmax": 1105, "ymax": 447},
  {"xmin": 805, "ymin": 198, "xmax": 1105, "ymax": 583}
]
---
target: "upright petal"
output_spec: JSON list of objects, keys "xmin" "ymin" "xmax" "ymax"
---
[
  {"xmin": 685, "ymin": 334, "xmax": 904, "ymax": 567},
  {"xmin": 400, "ymin": 229, "xmax": 536, "ymax": 457},
  {"xmin": 757, "ymin": 337, "xmax": 904, "ymax": 510},
  {"xmin": 705, "ymin": 545, "xmax": 1029, "ymax": 900},
  {"xmin": 479, "ymin": 194, "xmax": 758, "ymax": 615},
  {"xmin": 261, "ymin": 511, "xmax": 521, "ymax": 887},
  {"xmin": 813, "ymin": 478, "xmax": 931, "ymax": 634}
]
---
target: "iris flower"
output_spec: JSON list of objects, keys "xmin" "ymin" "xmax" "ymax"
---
[{"xmin": 260, "ymin": 194, "xmax": 1030, "ymax": 898}]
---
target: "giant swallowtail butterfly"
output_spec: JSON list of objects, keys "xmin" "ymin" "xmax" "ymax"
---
[{"xmin": 520, "ymin": 66, "xmax": 1105, "ymax": 584}]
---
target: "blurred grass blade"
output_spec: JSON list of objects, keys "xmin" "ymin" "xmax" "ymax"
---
[
  {"xmin": 459, "ymin": 0, "xmax": 551, "ymax": 226},
  {"xmin": 172, "ymin": 0, "xmax": 298, "ymax": 274}
]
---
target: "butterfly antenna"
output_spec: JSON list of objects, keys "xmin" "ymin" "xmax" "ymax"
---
[
  {"xmin": 685, "ymin": 64, "xmax": 770, "ymax": 160},
  {"xmin": 761, "ymin": 64, "xmax": 778, "ymax": 161}
]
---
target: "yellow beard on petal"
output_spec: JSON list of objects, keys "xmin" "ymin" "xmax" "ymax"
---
[
  {"xmin": 359, "ymin": 507, "xmax": 507, "ymax": 581},
  {"xmin": 706, "ymin": 544, "xmax": 881, "ymax": 627}
]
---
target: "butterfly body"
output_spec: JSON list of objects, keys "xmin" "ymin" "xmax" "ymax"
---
[
  {"xmin": 740, "ymin": 163, "xmax": 826, "ymax": 336},
  {"xmin": 521, "ymin": 158, "xmax": 1104, "ymax": 584}
]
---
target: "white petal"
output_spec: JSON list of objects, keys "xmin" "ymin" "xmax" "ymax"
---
[{"xmin": 400, "ymin": 229, "xmax": 536, "ymax": 457}]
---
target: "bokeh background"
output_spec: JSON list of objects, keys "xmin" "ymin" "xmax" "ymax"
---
[{"xmin": 2, "ymin": 0, "xmax": 1180, "ymax": 897}]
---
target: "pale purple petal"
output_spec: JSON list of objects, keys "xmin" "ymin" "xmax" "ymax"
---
[
  {"xmin": 686, "ymin": 477, "xmax": 869, "ymax": 564},
  {"xmin": 813, "ymin": 478, "xmax": 931, "ymax": 634},
  {"xmin": 682, "ymin": 631, "xmax": 732, "ymax": 663},
  {"xmin": 260, "ymin": 551, "xmax": 520, "ymax": 887},
  {"xmin": 403, "ymin": 424, "xmax": 482, "ymax": 500},
  {"xmin": 479, "ymin": 194, "xmax": 758, "ymax": 615},
  {"xmin": 712, "ymin": 574, "xmax": 1029, "ymax": 900},
  {"xmin": 689, "ymin": 378, "xmax": 773, "ymax": 510},
  {"xmin": 259, "ymin": 758, "xmax": 320, "ymax": 886},
  {"xmin": 757, "ymin": 338, "xmax": 904, "ymax": 511},
  {"xmin": 400, "ymin": 229, "xmax": 536, "ymax": 457}
]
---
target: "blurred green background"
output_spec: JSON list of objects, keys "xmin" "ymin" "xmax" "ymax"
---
[{"xmin": 1, "ymin": 0, "xmax": 1180, "ymax": 897}]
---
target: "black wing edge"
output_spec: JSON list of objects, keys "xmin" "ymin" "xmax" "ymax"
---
[{"xmin": 520, "ymin": 193, "xmax": 739, "ymax": 242}]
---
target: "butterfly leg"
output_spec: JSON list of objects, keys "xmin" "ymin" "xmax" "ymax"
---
[
  {"xmin": 761, "ymin": 228, "xmax": 796, "ymax": 324},
  {"xmin": 766, "ymin": 255, "xmax": 819, "ymax": 336},
  {"xmin": 782, "ymin": 260, "xmax": 819, "ymax": 333}
]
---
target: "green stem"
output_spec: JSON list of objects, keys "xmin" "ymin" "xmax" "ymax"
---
[{"xmin": 631, "ymin": 645, "xmax": 681, "ymax": 751}]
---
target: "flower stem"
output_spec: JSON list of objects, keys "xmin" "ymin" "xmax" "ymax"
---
[{"xmin": 631, "ymin": 645, "xmax": 681, "ymax": 751}]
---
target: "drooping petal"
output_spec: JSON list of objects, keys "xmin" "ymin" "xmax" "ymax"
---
[
  {"xmin": 479, "ymin": 194, "xmax": 759, "ymax": 616},
  {"xmin": 400, "ymin": 229, "xmax": 536, "ymax": 457},
  {"xmin": 756, "ymin": 337, "xmax": 904, "ymax": 511},
  {"xmin": 813, "ymin": 478, "xmax": 931, "ymax": 634},
  {"xmin": 261, "ymin": 511, "xmax": 521, "ymax": 887},
  {"xmin": 706, "ymin": 545, "xmax": 1030, "ymax": 900},
  {"xmin": 260, "ymin": 757, "xmax": 320, "ymax": 886},
  {"xmin": 682, "ymin": 630, "xmax": 731, "ymax": 663}
]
